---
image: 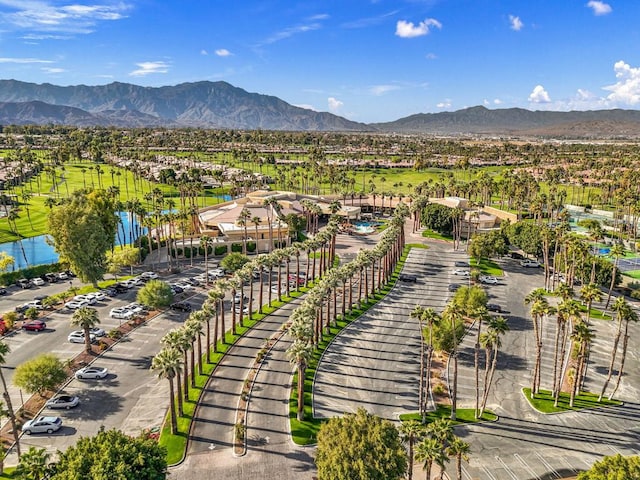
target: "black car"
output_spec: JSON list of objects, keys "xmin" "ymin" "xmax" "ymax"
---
[
  {"xmin": 43, "ymin": 273, "xmax": 58, "ymax": 283},
  {"xmin": 487, "ymin": 303, "xmax": 503, "ymax": 313},
  {"xmin": 0, "ymin": 287, "xmax": 6, "ymax": 295},
  {"xmin": 112, "ymin": 283, "xmax": 128, "ymax": 294},
  {"xmin": 448, "ymin": 284, "xmax": 461, "ymax": 292},
  {"xmin": 170, "ymin": 302, "xmax": 192, "ymax": 312},
  {"xmin": 16, "ymin": 278, "xmax": 32, "ymax": 289},
  {"xmin": 454, "ymin": 261, "xmax": 469, "ymax": 267},
  {"xmin": 102, "ymin": 287, "xmax": 118, "ymax": 297},
  {"xmin": 399, "ymin": 274, "xmax": 417, "ymax": 282},
  {"xmin": 170, "ymin": 285, "xmax": 184, "ymax": 294}
]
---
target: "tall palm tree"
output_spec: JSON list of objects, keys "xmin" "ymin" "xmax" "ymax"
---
[
  {"xmin": 447, "ymin": 437, "xmax": 471, "ymax": 480},
  {"xmin": 479, "ymin": 316, "xmax": 509, "ymax": 416},
  {"xmin": 238, "ymin": 207, "xmax": 251, "ymax": 254},
  {"xmin": 415, "ymin": 437, "xmax": 446, "ymax": 480},
  {"xmin": 150, "ymin": 348, "xmax": 182, "ymax": 435},
  {"xmin": 286, "ymin": 339, "xmax": 314, "ymax": 421},
  {"xmin": 443, "ymin": 303, "xmax": 464, "ymax": 421},
  {"xmin": 553, "ymin": 299, "xmax": 581, "ymax": 406},
  {"xmin": 569, "ymin": 321, "xmax": 595, "ymax": 407},
  {"xmin": 608, "ymin": 304, "xmax": 638, "ymax": 400},
  {"xmin": 579, "ymin": 283, "xmax": 602, "ymax": 326},
  {"xmin": 0, "ymin": 342, "xmax": 20, "ymax": 457},
  {"xmin": 70, "ymin": 306, "xmax": 101, "ymax": 354},
  {"xmin": 605, "ymin": 243, "xmax": 625, "ymax": 308},
  {"xmin": 599, "ymin": 297, "xmax": 628, "ymax": 401},
  {"xmin": 399, "ymin": 420, "xmax": 425, "ymax": 480}
]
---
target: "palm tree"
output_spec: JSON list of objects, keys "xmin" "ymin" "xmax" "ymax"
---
[
  {"xmin": 399, "ymin": 420, "xmax": 425, "ymax": 480},
  {"xmin": 569, "ymin": 321, "xmax": 595, "ymax": 407},
  {"xmin": 150, "ymin": 348, "xmax": 182, "ymax": 435},
  {"xmin": 0, "ymin": 342, "xmax": 20, "ymax": 457},
  {"xmin": 162, "ymin": 328, "xmax": 190, "ymax": 404},
  {"xmin": 605, "ymin": 243, "xmax": 625, "ymax": 308},
  {"xmin": 15, "ymin": 446, "xmax": 50, "ymax": 480},
  {"xmin": 415, "ymin": 437, "xmax": 446, "ymax": 480},
  {"xmin": 442, "ymin": 303, "xmax": 464, "ymax": 421},
  {"xmin": 528, "ymin": 298, "xmax": 555, "ymax": 396},
  {"xmin": 286, "ymin": 339, "xmax": 314, "ymax": 421},
  {"xmin": 251, "ymin": 215, "xmax": 262, "ymax": 252},
  {"xmin": 579, "ymin": 283, "xmax": 602, "ymax": 326},
  {"xmin": 238, "ymin": 207, "xmax": 251, "ymax": 254},
  {"xmin": 608, "ymin": 304, "xmax": 638, "ymax": 400},
  {"xmin": 553, "ymin": 299, "xmax": 581, "ymax": 405},
  {"xmin": 70, "ymin": 307, "xmax": 100, "ymax": 354},
  {"xmin": 200, "ymin": 235, "xmax": 213, "ymax": 284},
  {"xmin": 599, "ymin": 297, "xmax": 628, "ymax": 401},
  {"xmin": 479, "ymin": 316, "xmax": 509, "ymax": 416},
  {"xmin": 447, "ymin": 437, "xmax": 471, "ymax": 480}
]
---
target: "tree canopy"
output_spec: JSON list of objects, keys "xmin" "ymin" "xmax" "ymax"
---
[
  {"xmin": 577, "ymin": 454, "xmax": 640, "ymax": 480},
  {"xmin": 49, "ymin": 428, "xmax": 167, "ymax": 480},
  {"xmin": 137, "ymin": 280, "xmax": 174, "ymax": 309},
  {"xmin": 48, "ymin": 189, "xmax": 118, "ymax": 286},
  {"xmin": 220, "ymin": 252, "xmax": 251, "ymax": 273},
  {"xmin": 13, "ymin": 354, "xmax": 67, "ymax": 397},
  {"xmin": 315, "ymin": 408, "xmax": 407, "ymax": 480}
]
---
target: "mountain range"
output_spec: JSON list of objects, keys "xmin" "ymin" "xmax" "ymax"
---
[{"xmin": 1, "ymin": 79, "xmax": 640, "ymax": 137}]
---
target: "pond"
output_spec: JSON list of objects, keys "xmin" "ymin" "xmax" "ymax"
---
[{"xmin": 0, "ymin": 211, "xmax": 145, "ymax": 270}]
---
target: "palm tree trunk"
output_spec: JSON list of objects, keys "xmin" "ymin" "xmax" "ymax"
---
[
  {"xmin": 0, "ymin": 370, "xmax": 20, "ymax": 457},
  {"xmin": 599, "ymin": 318, "xmax": 622, "ymax": 401},
  {"xmin": 297, "ymin": 365, "xmax": 305, "ymax": 421},
  {"xmin": 609, "ymin": 321, "xmax": 630, "ymax": 400},
  {"xmin": 168, "ymin": 378, "xmax": 177, "ymax": 434}
]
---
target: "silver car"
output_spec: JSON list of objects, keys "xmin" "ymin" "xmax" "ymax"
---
[
  {"xmin": 22, "ymin": 416, "xmax": 62, "ymax": 434},
  {"xmin": 45, "ymin": 395, "xmax": 80, "ymax": 410}
]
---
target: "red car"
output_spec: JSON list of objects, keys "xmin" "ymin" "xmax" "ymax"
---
[
  {"xmin": 288, "ymin": 274, "xmax": 305, "ymax": 286},
  {"xmin": 22, "ymin": 320, "xmax": 46, "ymax": 332}
]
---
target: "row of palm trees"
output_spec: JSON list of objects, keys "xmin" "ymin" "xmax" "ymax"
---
[
  {"xmin": 286, "ymin": 203, "xmax": 410, "ymax": 421},
  {"xmin": 150, "ymin": 216, "xmax": 342, "ymax": 434}
]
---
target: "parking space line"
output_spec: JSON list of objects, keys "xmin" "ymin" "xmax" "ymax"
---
[
  {"xmin": 535, "ymin": 452, "xmax": 561, "ymax": 479},
  {"xmin": 514, "ymin": 453, "xmax": 540, "ymax": 480}
]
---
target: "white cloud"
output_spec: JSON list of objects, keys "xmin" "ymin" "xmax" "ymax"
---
[
  {"xmin": 587, "ymin": 1, "xmax": 612, "ymax": 16},
  {"xmin": 129, "ymin": 61, "xmax": 170, "ymax": 77},
  {"xmin": 494, "ymin": 98, "xmax": 503, "ymax": 105},
  {"xmin": 41, "ymin": 67, "xmax": 65, "ymax": 73},
  {"xmin": 263, "ymin": 21, "xmax": 323, "ymax": 45},
  {"xmin": 395, "ymin": 18, "xmax": 441, "ymax": 38},
  {"xmin": 369, "ymin": 84, "xmax": 399, "ymax": 96},
  {"xmin": 509, "ymin": 15, "xmax": 523, "ymax": 31},
  {"xmin": 0, "ymin": 57, "xmax": 53, "ymax": 63},
  {"xmin": 436, "ymin": 99, "xmax": 452, "ymax": 108},
  {"xmin": 215, "ymin": 49, "xmax": 231, "ymax": 57},
  {"xmin": 200, "ymin": 49, "xmax": 208, "ymax": 55},
  {"xmin": 528, "ymin": 85, "xmax": 551, "ymax": 103},
  {"xmin": 603, "ymin": 60, "xmax": 640, "ymax": 105},
  {"xmin": 0, "ymin": 1, "xmax": 131, "ymax": 34},
  {"xmin": 425, "ymin": 53, "xmax": 437, "ymax": 60},
  {"xmin": 328, "ymin": 97, "xmax": 343, "ymax": 112}
]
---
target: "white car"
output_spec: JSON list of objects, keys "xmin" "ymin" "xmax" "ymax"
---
[
  {"xmin": 85, "ymin": 292, "xmax": 107, "ymax": 302},
  {"xmin": 520, "ymin": 259, "xmax": 541, "ymax": 268},
  {"xmin": 22, "ymin": 300, "xmax": 44, "ymax": 310},
  {"xmin": 89, "ymin": 327, "xmax": 106, "ymax": 337},
  {"xmin": 140, "ymin": 271, "xmax": 158, "ymax": 280},
  {"xmin": 479, "ymin": 275, "xmax": 499, "ymax": 285},
  {"xmin": 65, "ymin": 300, "xmax": 90, "ymax": 310},
  {"xmin": 22, "ymin": 416, "xmax": 62, "ymax": 435},
  {"xmin": 270, "ymin": 284, "xmax": 281, "ymax": 294},
  {"xmin": 109, "ymin": 307, "xmax": 135, "ymax": 319},
  {"xmin": 45, "ymin": 395, "xmax": 79, "ymax": 410},
  {"xmin": 120, "ymin": 279, "xmax": 137, "ymax": 289},
  {"xmin": 75, "ymin": 366, "xmax": 108, "ymax": 379},
  {"xmin": 234, "ymin": 305, "xmax": 250, "ymax": 315},
  {"xmin": 176, "ymin": 282, "xmax": 195, "ymax": 292},
  {"xmin": 210, "ymin": 268, "xmax": 225, "ymax": 278},
  {"xmin": 452, "ymin": 268, "xmax": 470, "ymax": 276},
  {"xmin": 233, "ymin": 292, "xmax": 248, "ymax": 304},
  {"xmin": 73, "ymin": 294, "xmax": 97, "ymax": 305},
  {"xmin": 68, "ymin": 330, "xmax": 96, "ymax": 344},
  {"xmin": 31, "ymin": 277, "xmax": 45, "ymax": 286}
]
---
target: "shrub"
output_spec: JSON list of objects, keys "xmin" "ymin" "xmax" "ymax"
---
[
  {"xmin": 231, "ymin": 243, "xmax": 243, "ymax": 253},
  {"xmin": 247, "ymin": 241, "xmax": 257, "ymax": 253},
  {"xmin": 214, "ymin": 245, "xmax": 228, "ymax": 256}
]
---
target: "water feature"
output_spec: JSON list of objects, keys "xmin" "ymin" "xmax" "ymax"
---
[
  {"xmin": 0, "ymin": 211, "xmax": 145, "ymax": 270},
  {"xmin": 352, "ymin": 220, "xmax": 380, "ymax": 235}
]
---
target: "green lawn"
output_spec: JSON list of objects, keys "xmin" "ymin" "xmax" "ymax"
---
[
  {"xmin": 0, "ymin": 162, "xmax": 230, "ymax": 243},
  {"xmin": 421, "ymin": 229, "xmax": 453, "ymax": 241},
  {"xmin": 470, "ymin": 257, "xmax": 503, "ymax": 276},
  {"xmin": 522, "ymin": 388, "xmax": 621, "ymax": 413},
  {"xmin": 399, "ymin": 404, "xmax": 497, "ymax": 425}
]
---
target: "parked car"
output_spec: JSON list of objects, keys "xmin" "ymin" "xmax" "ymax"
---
[
  {"xmin": 84, "ymin": 292, "xmax": 107, "ymax": 302},
  {"xmin": 65, "ymin": 300, "xmax": 90, "ymax": 310},
  {"xmin": 520, "ymin": 259, "xmax": 541, "ymax": 268},
  {"xmin": 67, "ymin": 330, "xmax": 96, "ymax": 344},
  {"xmin": 22, "ymin": 300, "xmax": 44, "ymax": 310},
  {"xmin": 170, "ymin": 302, "xmax": 192, "ymax": 312},
  {"xmin": 56, "ymin": 272, "xmax": 69, "ymax": 280},
  {"xmin": 270, "ymin": 284, "xmax": 281, "ymax": 294},
  {"xmin": 452, "ymin": 268, "xmax": 470, "ymax": 276},
  {"xmin": 399, "ymin": 273, "xmax": 418, "ymax": 282},
  {"xmin": 0, "ymin": 287, "xmax": 6, "ymax": 295},
  {"xmin": 16, "ymin": 278, "xmax": 32, "ymax": 289},
  {"xmin": 22, "ymin": 320, "xmax": 47, "ymax": 332},
  {"xmin": 454, "ymin": 261, "xmax": 470, "ymax": 267},
  {"xmin": 170, "ymin": 284, "xmax": 184, "ymax": 294},
  {"xmin": 109, "ymin": 307, "xmax": 135, "ymax": 320},
  {"xmin": 487, "ymin": 303, "xmax": 503, "ymax": 313},
  {"xmin": 45, "ymin": 395, "xmax": 79, "ymax": 410},
  {"xmin": 75, "ymin": 366, "xmax": 108, "ymax": 379},
  {"xmin": 140, "ymin": 271, "xmax": 158, "ymax": 280},
  {"xmin": 73, "ymin": 294, "xmax": 97, "ymax": 305},
  {"xmin": 448, "ymin": 284, "xmax": 461, "ymax": 292},
  {"xmin": 31, "ymin": 277, "xmax": 45, "ymax": 286},
  {"xmin": 210, "ymin": 268, "xmax": 226, "ymax": 278},
  {"xmin": 479, "ymin": 275, "xmax": 499, "ymax": 285},
  {"xmin": 89, "ymin": 327, "xmax": 106, "ymax": 337},
  {"xmin": 22, "ymin": 416, "xmax": 62, "ymax": 435},
  {"xmin": 43, "ymin": 273, "xmax": 58, "ymax": 283},
  {"xmin": 233, "ymin": 293, "xmax": 247, "ymax": 304},
  {"xmin": 234, "ymin": 305, "xmax": 250, "ymax": 315},
  {"xmin": 111, "ymin": 283, "xmax": 129, "ymax": 293}
]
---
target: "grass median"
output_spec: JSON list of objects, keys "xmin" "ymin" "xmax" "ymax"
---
[{"xmin": 522, "ymin": 388, "xmax": 621, "ymax": 413}]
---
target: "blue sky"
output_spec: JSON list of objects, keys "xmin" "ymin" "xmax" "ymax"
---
[{"xmin": 0, "ymin": 0, "xmax": 638, "ymax": 123}]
